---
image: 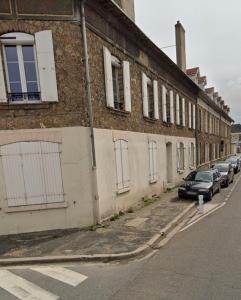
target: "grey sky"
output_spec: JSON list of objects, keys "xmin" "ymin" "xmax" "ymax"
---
[{"xmin": 135, "ymin": 0, "xmax": 241, "ymax": 123}]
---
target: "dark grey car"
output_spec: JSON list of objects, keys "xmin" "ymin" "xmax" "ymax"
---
[
  {"xmin": 178, "ymin": 170, "xmax": 221, "ymax": 201},
  {"xmin": 225, "ymin": 157, "xmax": 240, "ymax": 174},
  {"xmin": 212, "ymin": 163, "xmax": 234, "ymax": 187}
]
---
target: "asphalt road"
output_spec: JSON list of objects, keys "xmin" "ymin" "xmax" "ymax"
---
[{"xmin": 0, "ymin": 174, "xmax": 241, "ymax": 300}]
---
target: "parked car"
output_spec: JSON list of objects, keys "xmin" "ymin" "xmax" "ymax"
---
[
  {"xmin": 212, "ymin": 163, "xmax": 234, "ymax": 187},
  {"xmin": 178, "ymin": 170, "xmax": 221, "ymax": 201},
  {"xmin": 225, "ymin": 157, "xmax": 240, "ymax": 174}
]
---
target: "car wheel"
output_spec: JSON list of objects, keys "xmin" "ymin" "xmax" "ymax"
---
[
  {"xmin": 225, "ymin": 180, "xmax": 229, "ymax": 188},
  {"xmin": 206, "ymin": 191, "xmax": 213, "ymax": 202}
]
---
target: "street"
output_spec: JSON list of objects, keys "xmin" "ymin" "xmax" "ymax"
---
[{"xmin": 0, "ymin": 174, "xmax": 241, "ymax": 300}]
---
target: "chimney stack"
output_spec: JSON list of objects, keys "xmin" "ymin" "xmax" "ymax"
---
[{"xmin": 175, "ymin": 21, "xmax": 186, "ymax": 72}]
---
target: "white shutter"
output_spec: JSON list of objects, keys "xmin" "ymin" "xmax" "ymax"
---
[
  {"xmin": 0, "ymin": 48, "xmax": 7, "ymax": 103},
  {"xmin": 153, "ymin": 142, "xmax": 157, "ymax": 180},
  {"xmin": 189, "ymin": 102, "xmax": 192, "ymax": 128},
  {"xmin": 162, "ymin": 85, "xmax": 167, "ymax": 122},
  {"xmin": 149, "ymin": 142, "xmax": 154, "ymax": 181},
  {"xmin": 142, "ymin": 73, "xmax": 149, "ymax": 117},
  {"xmin": 182, "ymin": 98, "xmax": 185, "ymax": 126},
  {"xmin": 176, "ymin": 94, "xmax": 180, "ymax": 125},
  {"xmin": 103, "ymin": 46, "xmax": 114, "ymax": 108},
  {"xmin": 123, "ymin": 61, "xmax": 131, "ymax": 112},
  {"xmin": 115, "ymin": 140, "xmax": 123, "ymax": 190},
  {"xmin": 183, "ymin": 142, "xmax": 186, "ymax": 169},
  {"xmin": 1, "ymin": 143, "xmax": 26, "ymax": 207},
  {"xmin": 170, "ymin": 90, "xmax": 174, "ymax": 124},
  {"xmin": 193, "ymin": 104, "xmax": 196, "ymax": 129},
  {"xmin": 188, "ymin": 143, "xmax": 191, "ymax": 166},
  {"xmin": 121, "ymin": 140, "xmax": 130, "ymax": 189},
  {"xmin": 176, "ymin": 142, "xmax": 180, "ymax": 171},
  {"xmin": 153, "ymin": 80, "xmax": 159, "ymax": 119},
  {"xmin": 35, "ymin": 30, "xmax": 58, "ymax": 102}
]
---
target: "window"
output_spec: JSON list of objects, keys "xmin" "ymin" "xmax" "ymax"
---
[
  {"xmin": 198, "ymin": 109, "xmax": 202, "ymax": 131},
  {"xmin": 103, "ymin": 47, "xmax": 131, "ymax": 112},
  {"xmin": 177, "ymin": 142, "xmax": 185, "ymax": 171},
  {"xmin": 0, "ymin": 31, "xmax": 58, "ymax": 103},
  {"xmin": 1, "ymin": 141, "xmax": 64, "ymax": 207},
  {"xmin": 149, "ymin": 141, "xmax": 157, "ymax": 182},
  {"xmin": 189, "ymin": 142, "xmax": 195, "ymax": 167},
  {"xmin": 142, "ymin": 74, "xmax": 159, "ymax": 119},
  {"xmin": 114, "ymin": 139, "xmax": 130, "ymax": 193}
]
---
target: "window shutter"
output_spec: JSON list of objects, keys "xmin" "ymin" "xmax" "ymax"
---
[
  {"xmin": 142, "ymin": 73, "xmax": 149, "ymax": 117},
  {"xmin": 153, "ymin": 80, "xmax": 159, "ymax": 119},
  {"xmin": 193, "ymin": 104, "xmax": 196, "ymax": 129},
  {"xmin": 103, "ymin": 46, "xmax": 114, "ymax": 108},
  {"xmin": 0, "ymin": 48, "xmax": 7, "ymax": 103},
  {"xmin": 176, "ymin": 94, "xmax": 180, "ymax": 125},
  {"xmin": 188, "ymin": 143, "xmax": 191, "ymax": 166},
  {"xmin": 149, "ymin": 142, "xmax": 154, "ymax": 181},
  {"xmin": 153, "ymin": 142, "xmax": 157, "ymax": 180},
  {"xmin": 114, "ymin": 140, "xmax": 123, "ymax": 190},
  {"xmin": 183, "ymin": 142, "xmax": 186, "ymax": 169},
  {"xmin": 189, "ymin": 102, "xmax": 192, "ymax": 128},
  {"xmin": 123, "ymin": 61, "xmax": 131, "ymax": 112},
  {"xmin": 162, "ymin": 85, "xmax": 167, "ymax": 122},
  {"xmin": 35, "ymin": 30, "xmax": 58, "ymax": 102},
  {"xmin": 176, "ymin": 142, "xmax": 180, "ymax": 171},
  {"xmin": 170, "ymin": 90, "xmax": 174, "ymax": 124},
  {"xmin": 182, "ymin": 98, "xmax": 185, "ymax": 126},
  {"xmin": 121, "ymin": 140, "xmax": 130, "ymax": 188}
]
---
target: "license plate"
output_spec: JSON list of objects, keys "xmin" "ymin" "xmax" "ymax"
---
[{"xmin": 187, "ymin": 191, "xmax": 197, "ymax": 196}]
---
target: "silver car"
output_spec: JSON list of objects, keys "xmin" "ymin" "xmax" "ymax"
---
[
  {"xmin": 225, "ymin": 157, "xmax": 240, "ymax": 174},
  {"xmin": 212, "ymin": 163, "xmax": 234, "ymax": 187}
]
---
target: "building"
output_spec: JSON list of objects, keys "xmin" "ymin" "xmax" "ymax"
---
[
  {"xmin": 113, "ymin": 0, "xmax": 135, "ymax": 21},
  {"xmin": 0, "ymin": 0, "xmax": 232, "ymax": 236},
  {"xmin": 231, "ymin": 124, "xmax": 241, "ymax": 154}
]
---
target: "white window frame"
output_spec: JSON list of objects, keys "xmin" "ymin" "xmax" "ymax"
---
[{"xmin": 1, "ymin": 32, "xmax": 41, "ymax": 104}]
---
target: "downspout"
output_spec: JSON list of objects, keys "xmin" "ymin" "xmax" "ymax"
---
[
  {"xmin": 80, "ymin": 0, "xmax": 100, "ymax": 224},
  {"xmin": 195, "ymin": 96, "xmax": 199, "ymax": 168}
]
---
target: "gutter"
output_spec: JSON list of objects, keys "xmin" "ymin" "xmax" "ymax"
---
[{"xmin": 80, "ymin": 0, "xmax": 100, "ymax": 224}]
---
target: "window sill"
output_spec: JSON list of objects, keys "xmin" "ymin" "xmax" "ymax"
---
[
  {"xmin": 176, "ymin": 125, "xmax": 184, "ymax": 129},
  {"xmin": 189, "ymin": 166, "xmax": 195, "ymax": 170},
  {"xmin": 108, "ymin": 107, "xmax": 130, "ymax": 117},
  {"xmin": 116, "ymin": 187, "xmax": 130, "ymax": 195},
  {"xmin": 177, "ymin": 169, "xmax": 185, "ymax": 174},
  {"xmin": 149, "ymin": 179, "xmax": 158, "ymax": 184},
  {"xmin": 4, "ymin": 201, "xmax": 68, "ymax": 213},
  {"xmin": 0, "ymin": 102, "xmax": 51, "ymax": 110},
  {"xmin": 143, "ymin": 117, "xmax": 157, "ymax": 123}
]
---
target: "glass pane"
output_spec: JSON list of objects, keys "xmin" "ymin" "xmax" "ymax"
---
[
  {"xmin": 10, "ymin": 82, "xmax": 22, "ymax": 93},
  {"xmin": 27, "ymin": 82, "xmax": 38, "ymax": 93},
  {"xmin": 7, "ymin": 63, "xmax": 21, "ymax": 82},
  {"xmin": 22, "ymin": 46, "xmax": 35, "ymax": 61},
  {"xmin": 5, "ymin": 46, "xmax": 18, "ymax": 62},
  {"xmin": 24, "ymin": 62, "xmax": 37, "ymax": 82}
]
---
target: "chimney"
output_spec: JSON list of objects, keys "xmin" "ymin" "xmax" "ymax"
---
[{"xmin": 175, "ymin": 21, "xmax": 186, "ymax": 72}]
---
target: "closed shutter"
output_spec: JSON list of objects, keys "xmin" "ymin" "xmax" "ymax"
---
[
  {"xmin": 176, "ymin": 142, "xmax": 180, "ymax": 171},
  {"xmin": 35, "ymin": 30, "xmax": 58, "ymax": 102},
  {"xmin": 0, "ymin": 48, "xmax": 7, "ymax": 103},
  {"xmin": 189, "ymin": 102, "xmax": 192, "ymax": 128},
  {"xmin": 170, "ymin": 90, "xmax": 174, "ymax": 124},
  {"xmin": 193, "ymin": 104, "xmax": 196, "ymax": 129},
  {"xmin": 149, "ymin": 141, "xmax": 157, "ymax": 182},
  {"xmin": 188, "ymin": 143, "xmax": 191, "ymax": 166},
  {"xmin": 176, "ymin": 94, "xmax": 180, "ymax": 125},
  {"xmin": 142, "ymin": 73, "xmax": 149, "ymax": 117},
  {"xmin": 153, "ymin": 80, "xmax": 159, "ymax": 119},
  {"xmin": 182, "ymin": 98, "xmax": 186, "ymax": 126},
  {"xmin": 162, "ymin": 85, "xmax": 167, "ymax": 122},
  {"xmin": 183, "ymin": 142, "xmax": 186, "ymax": 169},
  {"xmin": 103, "ymin": 47, "xmax": 114, "ymax": 108},
  {"xmin": 1, "ymin": 141, "xmax": 64, "ymax": 207},
  {"xmin": 114, "ymin": 140, "xmax": 130, "ymax": 191},
  {"xmin": 123, "ymin": 61, "xmax": 131, "ymax": 112}
]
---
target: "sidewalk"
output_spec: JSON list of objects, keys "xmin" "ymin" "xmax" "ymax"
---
[{"xmin": 0, "ymin": 189, "xmax": 196, "ymax": 265}]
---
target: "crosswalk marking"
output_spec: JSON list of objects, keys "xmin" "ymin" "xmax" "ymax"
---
[
  {"xmin": 0, "ymin": 269, "xmax": 59, "ymax": 300},
  {"xmin": 31, "ymin": 267, "xmax": 88, "ymax": 287}
]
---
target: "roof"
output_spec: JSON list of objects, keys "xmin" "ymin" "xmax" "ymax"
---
[
  {"xmin": 198, "ymin": 76, "xmax": 207, "ymax": 84},
  {"xmin": 186, "ymin": 67, "xmax": 199, "ymax": 76},
  {"xmin": 205, "ymin": 87, "xmax": 214, "ymax": 94}
]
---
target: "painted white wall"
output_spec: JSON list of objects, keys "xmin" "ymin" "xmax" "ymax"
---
[
  {"xmin": 94, "ymin": 128, "xmax": 195, "ymax": 219},
  {"xmin": 0, "ymin": 127, "xmax": 94, "ymax": 236}
]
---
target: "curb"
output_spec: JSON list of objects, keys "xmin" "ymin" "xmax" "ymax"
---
[{"xmin": 0, "ymin": 202, "xmax": 196, "ymax": 267}]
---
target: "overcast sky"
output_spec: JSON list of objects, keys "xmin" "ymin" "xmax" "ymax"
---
[{"xmin": 135, "ymin": 0, "xmax": 241, "ymax": 124}]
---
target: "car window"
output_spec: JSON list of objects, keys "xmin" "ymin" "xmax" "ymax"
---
[
  {"xmin": 213, "ymin": 165, "xmax": 229, "ymax": 172},
  {"xmin": 195, "ymin": 172, "xmax": 213, "ymax": 183},
  {"xmin": 185, "ymin": 172, "xmax": 196, "ymax": 181}
]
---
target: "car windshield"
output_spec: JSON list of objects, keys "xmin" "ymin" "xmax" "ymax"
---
[
  {"xmin": 213, "ymin": 164, "xmax": 229, "ymax": 172},
  {"xmin": 226, "ymin": 159, "xmax": 237, "ymax": 164},
  {"xmin": 185, "ymin": 171, "xmax": 213, "ymax": 182}
]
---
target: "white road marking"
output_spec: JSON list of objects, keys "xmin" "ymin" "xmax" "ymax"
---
[
  {"xmin": 31, "ymin": 267, "xmax": 88, "ymax": 287},
  {"xmin": 0, "ymin": 269, "xmax": 58, "ymax": 300}
]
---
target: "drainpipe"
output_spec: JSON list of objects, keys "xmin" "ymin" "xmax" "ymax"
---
[
  {"xmin": 80, "ymin": 0, "xmax": 100, "ymax": 224},
  {"xmin": 195, "ymin": 96, "xmax": 199, "ymax": 168}
]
